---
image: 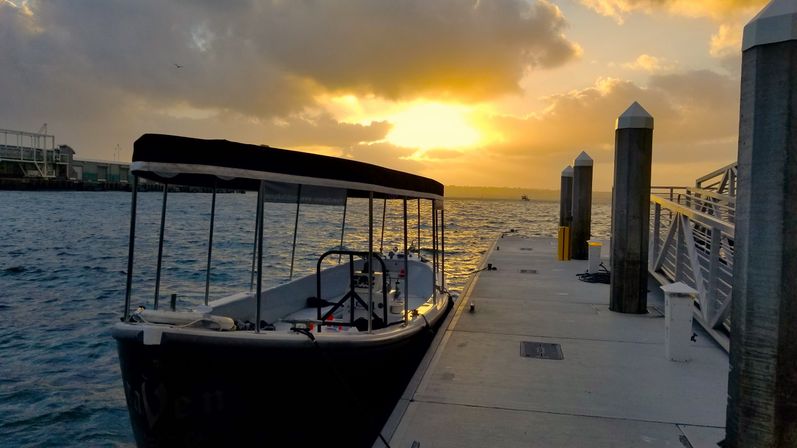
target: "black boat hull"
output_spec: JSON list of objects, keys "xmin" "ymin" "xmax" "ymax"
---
[{"xmin": 114, "ymin": 301, "xmax": 450, "ymax": 447}]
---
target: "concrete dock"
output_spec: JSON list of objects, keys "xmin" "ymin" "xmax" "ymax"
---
[{"xmin": 378, "ymin": 235, "xmax": 729, "ymax": 447}]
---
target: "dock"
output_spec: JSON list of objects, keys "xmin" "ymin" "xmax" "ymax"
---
[{"xmin": 378, "ymin": 235, "xmax": 728, "ymax": 447}]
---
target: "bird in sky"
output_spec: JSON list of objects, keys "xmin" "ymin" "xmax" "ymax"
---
[{"xmin": 174, "ymin": 63, "xmax": 183, "ymax": 69}]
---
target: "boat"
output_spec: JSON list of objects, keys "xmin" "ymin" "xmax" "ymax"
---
[
  {"xmin": 521, "ymin": 194, "xmax": 530, "ymax": 201},
  {"xmin": 112, "ymin": 134, "xmax": 453, "ymax": 447}
]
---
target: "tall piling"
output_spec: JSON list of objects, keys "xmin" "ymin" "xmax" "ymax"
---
[
  {"xmin": 610, "ymin": 102, "xmax": 654, "ymax": 314},
  {"xmin": 559, "ymin": 166, "xmax": 574, "ymax": 227},
  {"xmin": 570, "ymin": 152, "xmax": 593, "ymax": 260},
  {"xmin": 726, "ymin": 1, "xmax": 797, "ymax": 446}
]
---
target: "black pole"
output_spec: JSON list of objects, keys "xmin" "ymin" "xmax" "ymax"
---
[
  {"xmin": 289, "ymin": 185, "xmax": 302, "ymax": 280},
  {"xmin": 403, "ymin": 198, "xmax": 409, "ymax": 323},
  {"xmin": 250, "ymin": 185, "xmax": 264, "ymax": 291},
  {"xmin": 338, "ymin": 198, "xmax": 347, "ymax": 264},
  {"xmin": 368, "ymin": 192, "xmax": 374, "ymax": 333},
  {"xmin": 204, "ymin": 185, "xmax": 217, "ymax": 306},
  {"xmin": 123, "ymin": 176, "xmax": 138, "ymax": 321},
  {"xmin": 153, "ymin": 183, "xmax": 168, "ymax": 309},
  {"xmin": 255, "ymin": 181, "xmax": 265, "ymax": 333},
  {"xmin": 380, "ymin": 198, "xmax": 387, "ymax": 253},
  {"xmin": 441, "ymin": 206, "xmax": 445, "ymax": 291}
]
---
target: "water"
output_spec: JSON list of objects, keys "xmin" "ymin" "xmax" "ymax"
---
[{"xmin": 0, "ymin": 191, "xmax": 609, "ymax": 446}]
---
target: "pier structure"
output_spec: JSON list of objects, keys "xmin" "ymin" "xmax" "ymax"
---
[
  {"xmin": 558, "ymin": 166, "xmax": 573, "ymax": 227},
  {"xmin": 378, "ymin": 235, "xmax": 728, "ymax": 447},
  {"xmin": 610, "ymin": 102, "xmax": 654, "ymax": 314},
  {"xmin": 0, "ymin": 128, "xmax": 62, "ymax": 178},
  {"xmin": 570, "ymin": 151, "xmax": 593, "ymax": 259},
  {"xmin": 0, "ymin": 127, "xmax": 133, "ymax": 188},
  {"xmin": 726, "ymin": 1, "xmax": 797, "ymax": 445},
  {"xmin": 379, "ymin": 1, "xmax": 797, "ymax": 446}
]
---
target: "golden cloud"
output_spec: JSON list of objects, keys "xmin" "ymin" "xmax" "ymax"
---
[
  {"xmin": 623, "ymin": 54, "xmax": 677, "ymax": 72},
  {"xmin": 580, "ymin": 0, "xmax": 766, "ymax": 22}
]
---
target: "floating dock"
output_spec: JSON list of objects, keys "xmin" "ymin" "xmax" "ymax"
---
[{"xmin": 377, "ymin": 235, "xmax": 728, "ymax": 448}]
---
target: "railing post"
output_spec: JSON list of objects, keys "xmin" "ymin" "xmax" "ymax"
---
[
  {"xmin": 571, "ymin": 151, "xmax": 593, "ymax": 260},
  {"xmin": 651, "ymin": 202, "xmax": 661, "ymax": 264},
  {"xmin": 727, "ymin": 2, "xmax": 797, "ymax": 446},
  {"xmin": 610, "ymin": 102, "xmax": 654, "ymax": 314},
  {"xmin": 674, "ymin": 216, "xmax": 683, "ymax": 283},
  {"xmin": 707, "ymin": 227, "xmax": 721, "ymax": 326}
]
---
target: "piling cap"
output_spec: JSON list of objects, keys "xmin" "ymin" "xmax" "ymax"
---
[
  {"xmin": 561, "ymin": 165, "xmax": 574, "ymax": 177},
  {"xmin": 574, "ymin": 151, "xmax": 593, "ymax": 167},
  {"xmin": 616, "ymin": 102, "xmax": 654, "ymax": 130},
  {"xmin": 660, "ymin": 282, "xmax": 698, "ymax": 296},
  {"xmin": 743, "ymin": 0, "xmax": 797, "ymax": 51}
]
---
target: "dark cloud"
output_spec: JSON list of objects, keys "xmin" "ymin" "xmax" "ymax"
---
[{"xmin": 1, "ymin": 0, "xmax": 580, "ymax": 119}]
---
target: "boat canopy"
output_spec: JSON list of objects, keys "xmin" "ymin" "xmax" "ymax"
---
[{"xmin": 131, "ymin": 134, "xmax": 444, "ymax": 202}]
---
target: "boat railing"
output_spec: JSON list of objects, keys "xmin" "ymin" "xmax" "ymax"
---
[
  {"xmin": 316, "ymin": 250, "xmax": 391, "ymax": 330},
  {"xmin": 649, "ymin": 186, "xmax": 735, "ymax": 350}
]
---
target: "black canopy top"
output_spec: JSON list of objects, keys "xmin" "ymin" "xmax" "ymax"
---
[{"xmin": 130, "ymin": 134, "xmax": 444, "ymax": 201}]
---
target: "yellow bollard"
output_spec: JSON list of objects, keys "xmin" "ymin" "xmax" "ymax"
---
[{"xmin": 558, "ymin": 226, "xmax": 571, "ymax": 261}]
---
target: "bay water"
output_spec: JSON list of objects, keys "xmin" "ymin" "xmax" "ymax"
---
[{"xmin": 0, "ymin": 191, "xmax": 609, "ymax": 446}]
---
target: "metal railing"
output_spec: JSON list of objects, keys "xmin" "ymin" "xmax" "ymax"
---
[
  {"xmin": 695, "ymin": 162, "xmax": 737, "ymax": 196},
  {"xmin": 0, "ymin": 128, "xmax": 61, "ymax": 178},
  {"xmin": 649, "ymin": 186, "xmax": 735, "ymax": 350}
]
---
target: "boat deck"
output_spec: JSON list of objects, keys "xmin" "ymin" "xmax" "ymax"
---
[{"xmin": 378, "ymin": 235, "xmax": 729, "ymax": 448}]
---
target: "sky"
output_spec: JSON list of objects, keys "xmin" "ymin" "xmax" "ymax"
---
[{"xmin": 0, "ymin": 0, "xmax": 768, "ymax": 190}]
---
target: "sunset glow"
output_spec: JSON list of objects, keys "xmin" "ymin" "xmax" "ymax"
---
[
  {"xmin": 0, "ymin": 0, "xmax": 767, "ymax": 189},
  {"xmin": 385, "ymin": 103, "xmax": 482, "ymax": 150}
]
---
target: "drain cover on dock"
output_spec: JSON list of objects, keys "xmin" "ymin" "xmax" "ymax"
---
[
  {"xmin": 519, "ymin": 269, "xmax": 537, "ymax": 274},
  {"xmin": 520, "ymin": 247, "xmax": 534, "ymax": 251},
  {"xmin": 520, "ymin": 341, "xmax": 564, "ymax": 360}
]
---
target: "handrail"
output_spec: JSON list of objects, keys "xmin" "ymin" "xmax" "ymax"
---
[
  {"xmin": 695, "ymin": 162, "xmax": 737, "ymax": 186},
  {"xmin": 650, "ymin": 193, "xmax": 735, "ymax": 236},
  {"xmin": 315, "ymin": 250, "xmax": 389, "ymax": 330},
  {"xmin": 649, "ymin": 189, "xmax": 735, "ymax": 351}
]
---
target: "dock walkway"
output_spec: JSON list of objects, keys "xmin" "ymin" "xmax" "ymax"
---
[{"xmin": 380, "ymin": 235, "xmax": 728, "ymax": 448}]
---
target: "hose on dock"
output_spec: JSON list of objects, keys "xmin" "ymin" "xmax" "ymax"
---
[{"xmin": 576, "ymin": 263, "xmax": 611, "ymax": 284}]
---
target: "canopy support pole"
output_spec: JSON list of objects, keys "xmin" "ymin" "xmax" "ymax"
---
[
  {"xmin": 123, "ymin": 176, "xmax": 138, "ymax": 321},
  {"xmin": 153, "ymin": 183, "xmax": 168, "ymax": 310},
  {"xmin": 441, "ymin": 206, "xmax": 445, "ymax": 291},
  {"xmin": 417, "ymin": 199, "xmax": 421, "ymax": 253},
  {"xmin": 255, "ymin": 181, "xmax": 266, "ymax": 333},
  {"xmin": 289, "ymin": 185, "xmax": 302, "ymax": 280},
  {"xmin": 204, "ymin": 185, "xmax": 216, "ymax": 305},
  {"xmin": 250, "ymin": 184, "xmax": 264, "ymax": 291},
  {"xmin": 368, "ymin": 192, "xmax": 374, "ymax": 333},
  {"xmin": 431, "ymin": 199, "xmax": 437, "ymax": 305},
  {"xmin": 338, "ymin": 199, "xmax": 347, "ymax": 264},
  {"xmin": 403, "ymin": 197, "xmax": 409, "ymax": 325},
  {"xmin": 380, "ymin": 198, "xmax": 387, "ymax": 253}
]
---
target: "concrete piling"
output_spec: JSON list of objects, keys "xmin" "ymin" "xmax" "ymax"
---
[
  {"xmin": 726, "ymin": 1, "xmax": 797, "ymax": 446},
  {"xmin": 610, "ymin": 102, "xmax": 654, "ymax": 314},
  {"xmin": 570, "ymin": 152, "xmax": 593, "ymax": 260},
  {"xmin": 559, "ymin": 166, "xmax": 574, "ymax": 227}
]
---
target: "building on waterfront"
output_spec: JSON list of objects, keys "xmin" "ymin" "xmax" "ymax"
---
[{"xmin": 0, "ymin": 128, "xmax": 131, "ymax": 184}]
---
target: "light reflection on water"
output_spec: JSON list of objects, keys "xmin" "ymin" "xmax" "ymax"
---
[{"xmin": 0, "ymin": 191, "xmax": 609, "ymax": 446}]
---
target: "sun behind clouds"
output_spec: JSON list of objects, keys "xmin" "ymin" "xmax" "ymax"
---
[{"xmin": 385, "ymin": 102, "xmax": 483, "ymax": 150}]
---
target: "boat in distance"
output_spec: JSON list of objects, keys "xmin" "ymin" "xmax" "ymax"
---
[{"xmin": 112, "ymin": 134, "xmax": 453, "ymax": 447}]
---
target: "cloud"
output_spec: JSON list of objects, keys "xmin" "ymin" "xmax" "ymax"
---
[
  {"xmin": 1, "ymin": 0, "xmax": 581, "ymax": 121},
  {"xmin": 623, "ymin": 54, "xmax": 676, "ymax": 72},
  {"xmin": 710, "ymin": 24, "xmax": 744, "ymax": 58},
  {"xmin": 580, "ymin": 0, "xmax": 766, "ymax": 23},
  {"xmin": 460, "ymin": 70, "xmax": 740, "ymax": 189}
]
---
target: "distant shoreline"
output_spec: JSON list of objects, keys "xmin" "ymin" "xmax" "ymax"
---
[
  {"xmin": 445, "ymin": 185, "xmax": 611, "ymax": 203},
  {"xmin": 0, "ymin": 178, "xmax": 610, "ymax": 202}
]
